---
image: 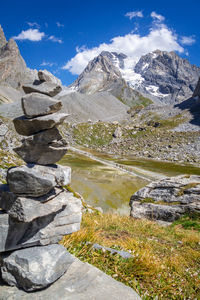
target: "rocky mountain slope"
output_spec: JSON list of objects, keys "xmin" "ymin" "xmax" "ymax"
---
[
  {"xmin": 71, "ymin": 50, "xmax": 200, "ymax": 104},
  {"xmin": 0, "ymin": 25, "xmax": 37, "ymax": 89},
  {"xmin": 134, "ymin": 50, "xmax": 200, "ymax": 103},
  {"xmin": 70, "ymin": 51, "xmax": 152, "ymax": 107}
]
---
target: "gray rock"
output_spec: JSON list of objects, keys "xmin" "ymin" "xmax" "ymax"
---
[
  {"xmin": 193, "ymin": 76, "xmax": 200, "ymax": 98},
  {"xmin": 22, "ymin": 82, "xmax": 62, "ymax": 97},
  {"xmin": 134, "ymin": 50, "xmax": 200, "ymax": 103},
  {"xmin": 0, "ymin": 244, "xmax": 74, "ymax": 291},
  {"xmin": 70, "ymin": 51, "xmax": 146, "ymax": 107},
  {"xmin": 113, "ymin": 126, "xmax": 122, "ymax": 138},
  {"xmin": 22, "ymin": 93, "xmax": 62, "ymax": 118},
  {"xmin": 14, "ymin": 128, "xmax": 68, "ymax": 165},
  {"xmin": 13, "ymin": 112, "xmax": 69, "ymax": 136},
  {"xmin": 38, "ymin": 70, "xmax": 62, "ymax": 86},
  {"xmin": 0, "ymin": 193, "xmax": 82, "ymax": 252},
  {"xmin": 0, "ymin": 188, "xmax": 70, "ymax": 222},
  {"xmin": 7, "ymin": 164, "xmax": 71, "ymax": 197},
  {"xmin": 0, "ymin": 256, "xmax": 141, "ymax": 300},
  {"xmin": 130, "ymin": 175, "xmax": 200, "ymax": 222},
  {"xmin": 91, "ymin": 243, "xmax": 133, "ymax": 259}
]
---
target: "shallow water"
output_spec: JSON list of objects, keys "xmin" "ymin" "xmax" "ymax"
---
[{"xmin": 60, "ymin": 149, "xmax": 200, "ymax": 215}]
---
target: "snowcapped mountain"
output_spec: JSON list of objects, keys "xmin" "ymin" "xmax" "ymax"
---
[
  {"xmin": 70, "ymin": 50, "xmax": 200, "ymax": 104},
  {"xmin": 70, "ymin": 51, "xmax": 150, "ymax": 107}
]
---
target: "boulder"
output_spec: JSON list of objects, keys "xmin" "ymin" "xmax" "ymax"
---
[
  {"xmin": 14, "ymin": 128, "xmax": 68, "ymax": 164},
  {"xmin": 38, "ymin": 70, "xmax": 62, "ymax": 86},
  {"xmin": 0, "ymin": 244, "xmax": 74, "ymax": 291},
  {"xmin": 130, "ymin": 175, "xmax": 200, "ymax": 222},
  {"xmin": 7, "ymin": 164, "xmax": 71, "ymax": 197},
  {"xmin": 22, "ymin": 93, "xmax": 62, "ymax": 118},
  {"xmin": 13, "ymin": 113, "xmax": 69, "ymax": 136},
  {"xmin": 22, "ymin": 82, "xmax": 62, "ymax": 97},
  {"xmin": 113, "ymin": 126, "xmax": 122, "ymax": 138},
  {"xmin": 0, "ymin": 193, "xmax": 82, "ymax": 252}
]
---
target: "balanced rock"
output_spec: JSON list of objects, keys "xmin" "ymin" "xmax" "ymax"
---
[
  {"xmin": 130, "ymin": 175, "xmax": 200, "ymax": 222},
  {"xmin": 14, "ymin": 128, "xmax": 68, "ymax": 165},
  {"xmin": 22, "ymin": 82, "xmax": 62, "ymax": 97},
  {"xmin": 38, "ymin": 70, "xmax": 62, "ymax": 86},
  {"xmin": 0, "ymin": 192, "xmax": 82, "ymax": 252},
  {"xmin": 0, "ymin": 188, "xmax": 70, "ymax": 222},
  {"xmin": 22, "ymin": 93, "xmax": 62, "ymax": 118},
  {"xmin": 7, "ymin": 164, "xmax": 71, "ymax": 197},
  {"xmin": 0, "ymin": 244, "xmax": 74, "ymax": 291},
  {"xmin": 13, "ymin": 112, "xmax": 69, "ymax": 136}
]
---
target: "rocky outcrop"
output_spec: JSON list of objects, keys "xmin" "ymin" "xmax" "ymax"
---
[
  {"xmin": 130, "ymin": 175, "xmax": 200, "ymax": 223},
  {"xmin": 0, "ymin": 88, "xmax": 82, "ymax": 292},
  {"xmin": 193, "ymin": 76, "xmax": 200, "ymax": 99},
  {"xmin": 70, "ymin": 51, "xmax": 147, "ymax": 107},
  {"xmin": 134, "ymin": 50, "xmax": 200, "ymax": 103}
]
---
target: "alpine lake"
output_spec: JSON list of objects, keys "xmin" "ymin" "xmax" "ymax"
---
[{"xmin": 60, "ymin": 148, "xmax": 200, "ymax": 215}]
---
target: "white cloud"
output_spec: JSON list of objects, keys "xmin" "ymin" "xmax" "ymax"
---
[
  {"xmin": 180, "ymin": 36, "xmax": 196, "ymax": 45},
  {"xmin": 125, "ymin": 11, "xmax": 143, "ymax": 20},
  {"xmin": 27, "ymin": 22, "xmax": 40, "ymax": 28},
  {"xmin": 48, "ymin": 35, "xmax": 63, "ymax": 44},
  {"xmin": 63, "ymin": 25, "xmax": 184, "ymax": 75},
  {"xmin": 40, "ymin": 61, "xmax": 56, "ymax": 67},
  {"xmin": 13, "ymin": 29, "xmax": 45, "ymax": 41},
  {"xmin": 151, "ymin": 11, "xmax": 165, "ymax": 22},
  {"xmin": 56, "ymin": 22, "xmax": 64, "ymax": 27}
]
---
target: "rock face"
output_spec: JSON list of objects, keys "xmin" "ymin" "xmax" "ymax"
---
[
  {"xmin": 193, "ymin": 77, "xmax": 200, "ymax": 99},
  {"xmin": 70, "ymin": 51, "xmax": 147, "ymax": 107},
  {"xmin": 0, "ymin": 244, "xmax": 74, "ymax": 291},
  {"xmin": 0, "ymin": 27, "xmax": 37, "ymax": 89},
  {"xmin": 22, "ymin": 93, "xmax": 62, "ymax": 118},
  {"xmin": 0, "ymin": 84, "xmax": 82, "ymax": 293},
  {"xmin": 134, "ymin": 50, "xmax": 200, "ymax": 103},
  {"xmin": 130, "ymin": 175, "xmax": 200, "ymax": 222}
]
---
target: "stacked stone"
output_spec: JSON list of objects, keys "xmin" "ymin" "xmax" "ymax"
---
[{"xmin": 0, "ymin": 92, "xmax": 82, "ymax": 292}]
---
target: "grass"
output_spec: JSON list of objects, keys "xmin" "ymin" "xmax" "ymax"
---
[
  {"xmin": 61, "ymin": 212, "xmax": 200, "ymax": 299},
  {"xmin": 172, "ymin": 213, "xmax": 200, "ymax": 231}
]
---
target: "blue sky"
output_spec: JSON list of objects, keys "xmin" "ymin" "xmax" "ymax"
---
[{"xmin": 0, "ymin": 0, "xmax": 199, "ymax": 85}]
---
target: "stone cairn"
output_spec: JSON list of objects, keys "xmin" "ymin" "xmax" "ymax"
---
[{"xmin": 0, "ymin": 89, "xmax": 82, "ymax": 292}]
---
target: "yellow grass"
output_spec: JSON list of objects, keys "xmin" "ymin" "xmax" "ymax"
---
[{"xmin": 61, "ymin": 212, "xmax": 200, "ymax": 299}]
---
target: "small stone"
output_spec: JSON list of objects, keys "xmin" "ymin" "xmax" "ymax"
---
[
  {"xmin": 7, "ymin": 164, "xmax": 71, "ymax": 197},
  {"xmin": 22, "ymin": 82, "xmax": 62, "ymax": 97},
  {"xmin": 22, "ymin": 93, "xmax": 62, "ymax": 118},
  {"xmin": 0, "ymin": 244, "xmax": 74, "ymax": 291},
  {"xmin": 113, "ymin": 127, "xmax": 122, "ymax": 138},
  {"xmin": 13, "ymin": 113, "xmax": 69, "ymax": 136}
]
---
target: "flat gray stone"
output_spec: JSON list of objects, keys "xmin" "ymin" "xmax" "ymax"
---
[
  {"xmin": 13, "ymin": 112, "xmax": 69, "ymax": 136},
  {"xmin": 22, "ymin": 82, "xmax": 62, "ymax": 97},
  {"xmin": 0, "ymin": 188, "xmax": 70, "ymax": 222},
  {"xmin": 14, "ymin": 128, "xmax": 68, "ymax": 164},
  {"xmin": 0, "ymin": 256, "xmax": 141, "ymax": 299},
  {"xmin": 0, "ymin": 244, "xmax": 74, "ymax": 292},
  {"xmin": 38, "ymin": 70, "xmax": 62, "ymax": 86},
  {"xmin": 7, "ymin": 164, "xmax": 71, "ymax": 197},
  {"xmin": 22, "ymin": 93, "xmax": 62, "ymax": 118},
  {"xmin": 0, "ymin": 193, "xmax": 82, "ymax": 252}
]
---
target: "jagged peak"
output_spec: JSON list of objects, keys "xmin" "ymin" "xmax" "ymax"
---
[{"xmin": 0, "ymin": 24, "xmax": 7, "ymax": 48}]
